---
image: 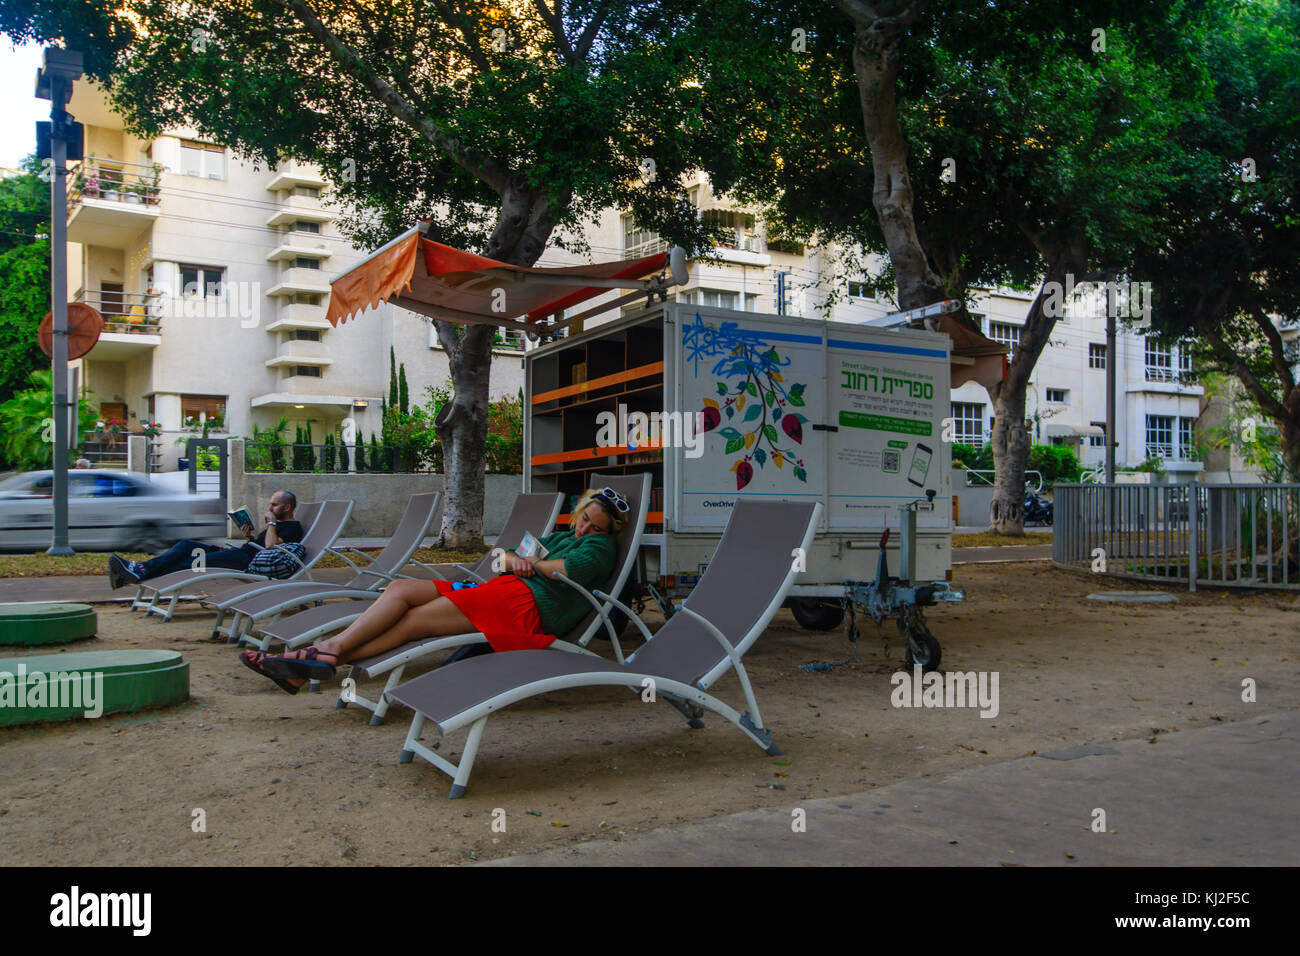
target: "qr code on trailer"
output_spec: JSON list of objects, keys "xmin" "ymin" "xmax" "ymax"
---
[{"xmin": 882, "ymin": 450, "xmax": 900, "ymax": 472}]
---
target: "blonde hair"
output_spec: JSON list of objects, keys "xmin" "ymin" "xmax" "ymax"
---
[{"xmin": 573, "ymin": 488, "xmax": 628, "ymax": 535}]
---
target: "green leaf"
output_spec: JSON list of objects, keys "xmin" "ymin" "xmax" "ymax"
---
[
  {"xmin": 744, "ymin": 404, "xmax": 762, "ymax": 421},
  {"xmin": 765, "ymin": 390, "xmax": 775, "ymax": 406},
  {"xmin": 725, "ymin": 437, "xmax": 745, "ymax": 454},
  {"xmin": 746, "ymin": 382, "xmax": 757, "ymax": 396},
  {"xmin": 763, "ymin": 424, "xmax": 778, "ymax": 443}
]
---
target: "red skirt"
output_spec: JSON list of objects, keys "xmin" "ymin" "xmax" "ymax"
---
[{"xmin": 433, "ymin": 576, "xmax": 556, "ymax": 652}]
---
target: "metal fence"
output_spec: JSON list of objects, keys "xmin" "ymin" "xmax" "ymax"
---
[{"xmin": 1054, "ymin": 482, "xmax": 1300, "ymax": 591}]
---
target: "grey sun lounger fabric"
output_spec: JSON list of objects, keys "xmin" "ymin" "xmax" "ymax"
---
[
  {"xmin": 128, "ymin": 500, "xmax": 352, "ymax": 622},
  {"xmin": 201, "ymin": 492, "xmax": 441, "ymax": 643},
  {"xmin": 247, "ymin": 492, "xmax": 564, "ymax": 653},
  {"xmin": 328, "ymin": 472, "xmax": 651, "ymax": 724},
  {"xmin": 384, "ymin": 497, "xmax": 822, "ymax": 797}
]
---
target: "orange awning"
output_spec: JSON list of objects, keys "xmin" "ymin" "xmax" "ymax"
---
[{"xmin": 325, "ymin": 227, "xmax": 669, "ymax": 329}]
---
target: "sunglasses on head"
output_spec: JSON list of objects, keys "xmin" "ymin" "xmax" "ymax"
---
[{"xmin": 594, "ymin": 486, "xmax": 630, "ymax": 515}]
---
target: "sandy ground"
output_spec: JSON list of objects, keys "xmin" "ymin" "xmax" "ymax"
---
[{"xmin": 1, "ymin": 562, "xmax": 1297, "ymax": 866}]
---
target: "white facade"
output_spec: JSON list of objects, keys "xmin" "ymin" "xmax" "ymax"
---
[{"xmin": 65, "ymin": 86, "xmax": 524, "ymax": 470}]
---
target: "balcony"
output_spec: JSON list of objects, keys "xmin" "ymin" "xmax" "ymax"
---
[
  {"xmin": 266, "ymin": 161, "xmax": 328, "ymax": 193},
  {"xmin": 266, "ymin": 302, "xmax": 332, "ymax": 332},
  {"xmin": 265, "ymin": 240, "xmax": 333, "ymax": 263},
  {"xmin": 265, "ymin": 194, "xmax": 334, "ymax": 227},
  {"xmin": 74, "ymin": 289, "xmax": 162, "ymax": 360},
  {"xmin": 67, "ymin": 157, "xmax": 163, "ymax": 247},
  {"xmin": 266, "ymin": 267, "xmax": 332, "ymax": 298}
]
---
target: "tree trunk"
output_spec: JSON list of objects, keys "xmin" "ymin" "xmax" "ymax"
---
[
  {"xmin": 988, "ymin": 383, "xmax": 1031, "ymax": 533},
  {"xmin": 434, "ymin": 324, "xmax": 493, "ymax": 548},
  {"xmin": 431, "ymin": 186, "xmax": 560, "ymax": 548},
  {"xmin": 985, "ymin": 260, "xmax": 1076, "ymax": 534},
  {"xmin": 842, "ymin": 0, "xmax": 944, "ymax": 312}
]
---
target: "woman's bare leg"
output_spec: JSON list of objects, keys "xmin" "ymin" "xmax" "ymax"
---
[
  {"xmin": 317, "ymin": 579, "xmax": 441, "ymax": 656},
  {"xmin": 330, "ymin": 597, "xmax": 475, "ymax": 663}
]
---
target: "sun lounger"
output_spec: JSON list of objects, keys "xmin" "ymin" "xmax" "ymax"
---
[
  {"xmin": 384, "ymin": 497, "xmax": 821, "ymax": 797},
  {"xmin": 201, "ymin": 493, "xmax": 441, "ymax": 643},
  {"xmin": 243, "ymin": 491, "xmax": 564, "ymax": 654},
  {"xmin": 128, "ymin": 500, "xmax": 353, "ymax": 622},
  {"xmin": 317, "ymin": 473, "xmax": 650, "ymax": 724}
]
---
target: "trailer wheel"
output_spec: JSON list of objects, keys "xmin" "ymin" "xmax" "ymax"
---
[
  {"xmin": 900, "ymin": 609, "xmax": 942, "ymax": 672},
  {"xmin": 790, "ymin": 598, "xmax": 845, "ymax": 631}
]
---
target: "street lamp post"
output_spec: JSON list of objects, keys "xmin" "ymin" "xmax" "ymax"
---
[{"xmin": 35, "ymin": 47, "xmax": 84, "ymax": 556}]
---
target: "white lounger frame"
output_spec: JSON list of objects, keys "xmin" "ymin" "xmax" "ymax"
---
[{"xmin": 395, "ymin": 501, "xmax": 822, "ymax": 797}]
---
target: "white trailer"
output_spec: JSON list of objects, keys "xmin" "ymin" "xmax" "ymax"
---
[{"xmin": 524, "ymin": 302, "xmax": 972, "ymax": 666}]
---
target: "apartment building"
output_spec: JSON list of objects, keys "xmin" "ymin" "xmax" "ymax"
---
[
  {"xmin": 64, "ymin": 84, "xmax": 1277, "ymax": 484},
  {"xmin": 64, "ymin": 86, "xmax": 525, "ymax": 471}
]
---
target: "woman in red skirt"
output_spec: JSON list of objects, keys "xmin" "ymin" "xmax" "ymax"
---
[{"xmin": 242, "ymin": 487, "xmax": 630, "ymax": 692}]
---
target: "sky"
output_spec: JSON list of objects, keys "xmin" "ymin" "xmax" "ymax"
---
[{"xmin": 1, "ymin": 40, "xmax": 57, "ymax": 170}]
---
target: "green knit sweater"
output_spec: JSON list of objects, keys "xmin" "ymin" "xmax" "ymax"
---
[{"xmin": 510, "ymin": 529, "xmax": 617, "ymax": 636}]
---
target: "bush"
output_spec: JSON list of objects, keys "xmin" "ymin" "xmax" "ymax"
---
[
  {"xmin": 1027, "ymin": 444, "xmax": 1082, "ymax": 485},
  {"xmin": 951, "ymin": 442, "xmax": 993, "ymax": 471}
]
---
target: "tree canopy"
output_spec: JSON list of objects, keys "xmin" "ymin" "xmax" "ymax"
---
[{"xmin": 0, "ymin": 156, "xmax": 52, "ymax": 408}]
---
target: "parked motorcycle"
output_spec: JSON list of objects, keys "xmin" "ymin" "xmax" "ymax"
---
[{"xmin": 1024, "ymin": 488, "xmax": 1053, "ymax": 526}]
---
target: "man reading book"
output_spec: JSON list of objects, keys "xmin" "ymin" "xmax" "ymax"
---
[{"xmin": 107, "ymin": 490, "xmax": 303, "ymax": 588}]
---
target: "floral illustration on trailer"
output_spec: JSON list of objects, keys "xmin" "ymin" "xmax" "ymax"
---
[{"xmin": 683, "ymin": 312, "xmax": 809, "ymax": 490}]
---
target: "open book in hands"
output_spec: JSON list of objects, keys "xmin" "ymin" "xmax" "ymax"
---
[
  {"xmin": 227, "ymin": 507, "xmax": 254, "ymax": 531},
  {"xmin": 515, "ymin": 531, "xmax": 549, "ymax": 560}
]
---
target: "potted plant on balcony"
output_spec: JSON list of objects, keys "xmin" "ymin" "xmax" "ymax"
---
[
  {"xmin": 124, "ymin": 182, "xmax": 145, "ymax": 204},
  {"xmin": 140, "ymin": 421, "xmax": 163, "ymax": 438},
  {"xmin": 83, "ymin": 171, "xmax": 100, "ymax": 199}
]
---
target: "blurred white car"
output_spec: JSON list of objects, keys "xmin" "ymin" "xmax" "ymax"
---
[{"xmin": 0, "ymin": 469, "xmax": 227, "ymax": 552}]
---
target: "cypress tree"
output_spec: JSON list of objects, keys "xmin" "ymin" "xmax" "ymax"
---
[
  {"xmin": 304, "ymin": 421, "xmax": 316, "ymax": 472},
  {"xmin": 389, "ymin": 345, "xmax": 399, "ymax": 408},
  {"xmin": 323, "ymin": 433, "xmax": 335, "ymax": 472},
  {"xmin": 369, "ymin": 433, "xmax": 381, "ymax": 471},
  {"xmin": 399, "ymin": 363, "xmax": 409, "ymax": 416}
]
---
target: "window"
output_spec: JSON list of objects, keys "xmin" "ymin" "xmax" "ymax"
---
[
  {"xmin": 622, "ymin": 214, "xmax": 667, "ymax": 258},
  {"xmin": 702, "ymin": 209, "xmax": 757, "ymax": 250},
  {"xmin": 950, "ymin": 402, "xmax": 985, "ymax": 444},
  {"xmin": 291, "ymin": 292, "xmax": 322, "ymax": 305},
  {"xmin": 291, "ymin": 185, "xmax": 320, "ymax": 198},
  {"xmin": 179, "ymin": 265, "xmax": 225, "ymax": 297},
  {"xmin": 988, "ymin": 322, "xmax": 1022, "ymax": 361},
  {"xmin": 179, "ymin": 139, "xmax": 226, "ymax": 180},
  {"xmin": 1089, "ymin": 422, "xmax": 1107, "ymax": 447},
  {"xmin": 291, "ymin": 257, "xmax": 321, "ymax": 270},
  {"xmin": 293, "ymin": 365, "xmax": 322, "ymax": 377},
  {"xmin": 1178, "ymin": 348, "xmax": 1193, "ymax": 377},
  {"xmin": 291, "ymin": 221, "xmax": 320, "ymax": 233},
  {"xmin": 292, "ymin": 329, "xmax": 321, "ymax": 342},
  {"xmin": 848, "ymin": 280, "xmax": 873, "ymax": 299},
  {"xmin": 181, "ymin": 394, "xmax": 226, "ymax": 428},
  {"xmin": 1045, "ymin": 388, "xmax": 1068, "ymax": 404},
  {"xmin": 1089, "ymin": 343, "xmax": 1107, "ymax": 369},
  {"xmin": 1146, "ymin": 414, "xmax": 1174, "ymax": 459},
  {"xmin": 691, "ymin": 289, "xmax": 737, "ymax": 309},
  {"xmin": 1179, "ymin": 417, "xmax": 1197, "ymax": 459},
  {"xmin": 1145, "ymin": 340, "xmax": 1173, "ymax": 381}
]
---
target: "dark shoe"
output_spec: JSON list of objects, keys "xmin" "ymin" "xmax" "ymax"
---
[
  {"xmin": 108, "ymin": 554, "xmax": 139, "ymax": 590},
  {"xmin": 241, "ymin": 650, "xmax": 301, "ymax": 695},
  {"xmin": 262, "ymin": 646, "xmax": 339, "ymax": 682}
]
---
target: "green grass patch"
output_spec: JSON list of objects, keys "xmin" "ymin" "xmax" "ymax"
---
[
  {"xmin": 0, "ymin": 547, "xmax": 490, "ymax": 578},
  {"xmin": 952, "ymin": 531, "xmax": 1053, "ymax": 549}
]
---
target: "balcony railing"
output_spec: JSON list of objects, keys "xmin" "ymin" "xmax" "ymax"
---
[
  {"xmin": 74, "ymin": 290, "xmax": 163, "ymax": 334},
  {"xmin": 68, "ymin": 157, "xmax": 163, "ymax": 210}
]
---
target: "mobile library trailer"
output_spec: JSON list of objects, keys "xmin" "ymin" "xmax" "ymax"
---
[
  {"xmin": 524, "ymin": 301, "xmax": 987, "ymax": 668},
  {"xmin": 324, "ymin": 226, "xmax": 1003, "ymax": 668}
]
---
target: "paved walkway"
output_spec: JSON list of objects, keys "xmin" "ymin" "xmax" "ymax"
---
[{"xmin": 485, "ymin": 711, "xmax": 1299, "ymax": 866}]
